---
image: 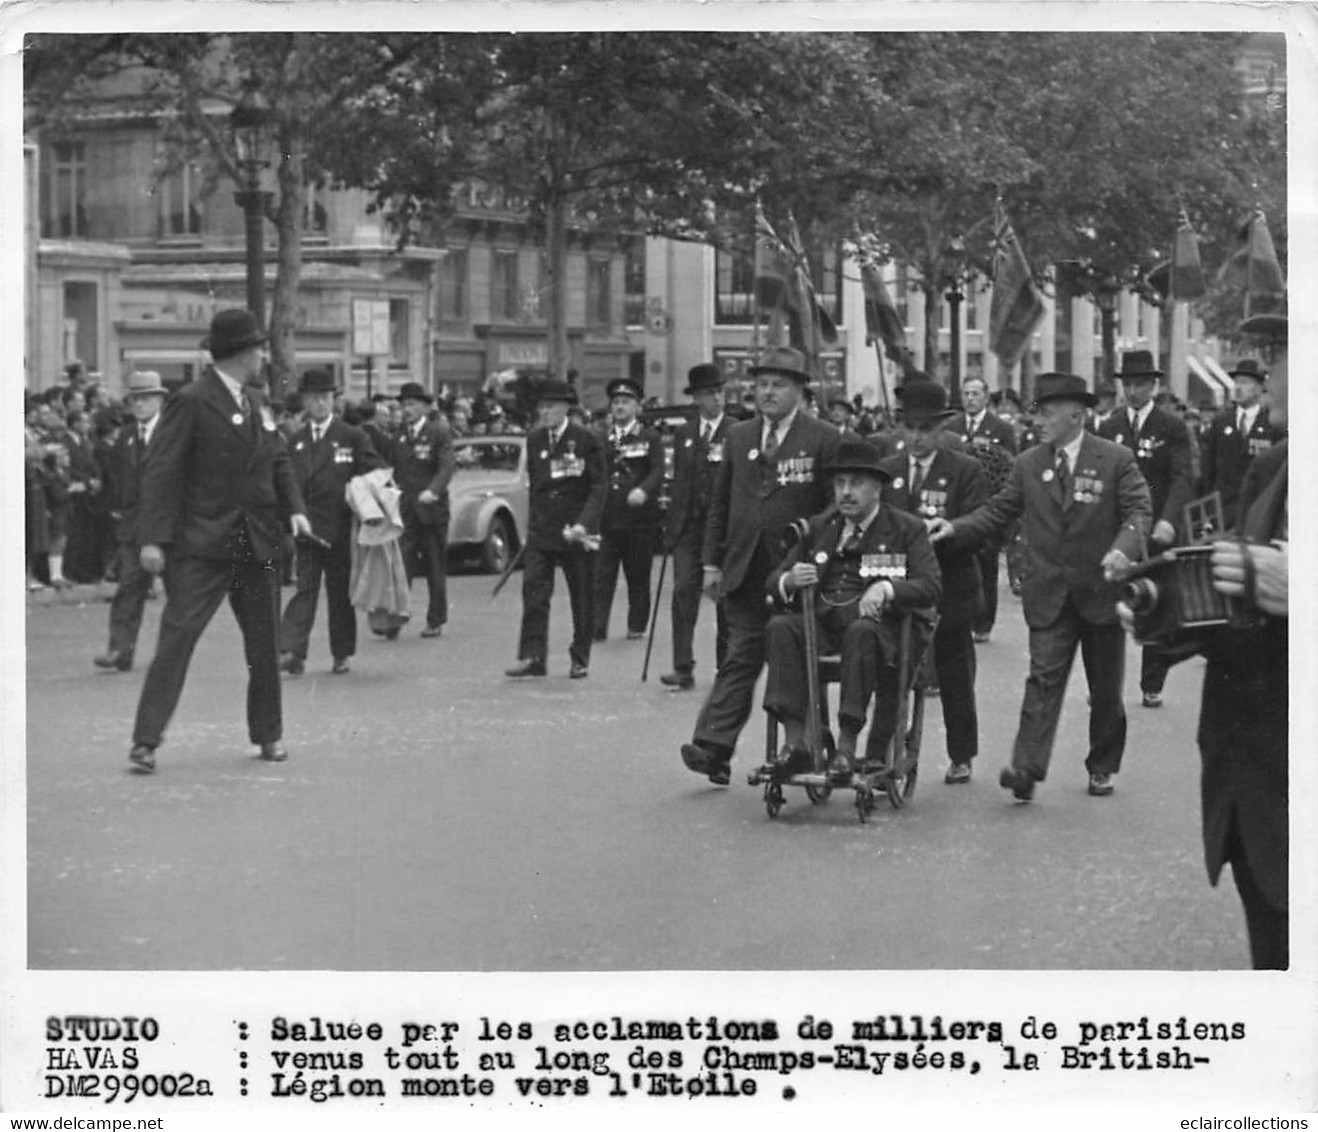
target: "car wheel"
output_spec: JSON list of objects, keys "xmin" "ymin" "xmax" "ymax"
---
[{"xmin": 482, "ymin": 512, "xmax": 515, "ymax": 574}]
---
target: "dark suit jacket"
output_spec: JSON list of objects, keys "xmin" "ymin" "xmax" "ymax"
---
[
  {"xmin": 1199, "ymin": 405, "xmax": 1285, "ymax": 529},
  {"xmin": 1198, "ymin": 439, "xmax": 1287, "ymax": 908},
  {"xmin": 665, "ymin": 414, "xmax": 731, "ymax": 545},
  {"xmin": 391, "ymin": 415, "xmax": 456, "ymax": 526},
  {"xmin": 945, "ymin": 409, "xmax": 1018, "ymax": 455},
  {"xmin": 703, "ymin": 410, "xmax": 842, "ymax": 596},
  {"xmin": 1098, "ymin": 405, "xmax": 1193, "ymax": 538},
  {"xmin": 881, "ymin": 447, "xmax": 988, "ymax": 624},
  {"xmin": 525, "ymin": 421, "xmax": 607, "ymax": 551},
  {"xmin": 138, "ymin": 367, "xmax": 304, "ymax": 563},
  {"xmin": 601, "ymin": 421, "xmax": 665, "ymax": 531},
  {"xmin": 287, "ymin": 418, "xmax": 385, "ymax": 547},
  {"xmin": 952, "ymin": 432, "xmax": 1151, "ymax": 628},
  {"xmin": 106, "ymin": 419, "xmax": 157, "ymax": 544}
]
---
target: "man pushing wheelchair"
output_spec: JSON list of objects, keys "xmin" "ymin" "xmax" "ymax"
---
[{"xmin": 759, "ymin": 437, "xmax": 942, "ymax": 785}]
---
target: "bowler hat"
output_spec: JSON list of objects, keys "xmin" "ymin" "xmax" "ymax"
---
[
  {"xmin": 828, "ymin": 398, "xmax": 855, "ymax": 415},
  {"xmin": 1032, "ymin": 372, "xmax": 1097, "ymax": 409},
  {"xmin": 1227, "ymin": 358, "xmax": 1269, "ymax": 383},
  {"xmin": 202, "ymin": 309, "xmax": 267, "ymax": 361},
  {"xmin": 537, "ymin": 378, "xmax": 576, "ymax": 404},
  {"xmin": 1237, "ymin": 313, "xmax": 1287, "ymax": 344},
  {"xmin": 125, "ymin": 370, "xmax": 167, "ymax": 398},
  {"xmin": 298, "ymin": 367, "xmax": 338, "ymax": 394},
  {"xmin": 748, "ymin": 346, "xmax": 811, "ymax": 384},
  {"xmin": 396, "ymin": 381, "xmax": 433, "ymax": 404},
  {"xmin": 684, "ymin": 363, "xmax": 723, "ymax": 395},
  {"xmin": 607, "ymin": 377, "xmax": 644, "ymax": 402},
  {"xmin": 1116, "ymin": 349, "xmax": 1163, "ymax": 382},
  {"xmin": 826, "ymin": 437, "xmax": 893, "ymax": 480},
  {"xmin": 897, "ymin": 379, "xmax": 957, "ymax": 424}
]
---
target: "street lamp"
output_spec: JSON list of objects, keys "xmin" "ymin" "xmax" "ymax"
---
[
  {"xmin": 939, "ymin": 235, "xmax": 974, "ymax": 407},
  {"xmin": 230, "ymin": 81, "xmax": 272, "ymax": 330}
]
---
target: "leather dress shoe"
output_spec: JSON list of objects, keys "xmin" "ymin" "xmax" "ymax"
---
[
  {"xmin": 659, "ymin": 671, "xmax": 695, "ymax": 690},
  {"xmin": 383, "ymin": 627, "xmax": 400, "ymax": 641},
  {"xmin": 569, "ymin": 662, "xmax": 589, "ymax": 679},
  {"xmin": 973, "ymin": 631, "xmax": 992, "ymax": 644},
  {"xmin": 259, "ymin": 742, "xmax": 288, "ymax": 762},
  {"xmin": 999, "ymin": 765, "xmax": 1036, "ymax": 802},
  {"xmin": 94, "ymin": 650, "xmax": 133, "ymax": 672},
  {"xmin": 1087, "ymin": 772, "xmax": 1115, "ymax": 797},
  {"xmin": 1141, "ymin": 692, "xmax": 1163, "ymax": 708},
  {"xmin": 626, "ymin": 630, "xmax": 646, "ymax": 640},
  {"xmin": 681, "ymin": 742, "xmax": 731, "ymax": 786},
  {"xmin": 128, "ymin": 744, "xmax": 156, "ymax": 774},
  {"xmin": 280, "ymin": 655, "xmax": 305, "ymax": 676},
  {"xmin": 505, "ymin": 658, "xmax": 547, "ymax": 678},
  {"xmin": 827, "ymin": 749, "xmax": 855, "ymax": 785},
  {"xmin": 331, "ymin": 657, "xmax": 350, "ymax": 675},
  {"xmin": 944, "ymin": 762, "xmax": 972, "ymax": 785},
  {"xmin": 421, "ymin": 625, "xmax": 443, "ymax": 639}
]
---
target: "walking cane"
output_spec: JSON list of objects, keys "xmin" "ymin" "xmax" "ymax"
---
[
  {"xmin": 640, "ymin": 546, "xmax": 671, "ymax": 682},
  {"xmin": 800, "ymin": 583, "xmax": 824, "ymax": 770}
]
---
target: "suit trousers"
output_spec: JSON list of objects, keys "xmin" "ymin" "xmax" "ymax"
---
[
  {"xmin": 401, "ymin": 516, "xmax": 448, "ymax": 630},
  {"xmin": 1140, "ymin": 646, "xmax": 1170, "ymax": 695},
  {"xmin": 518, "ymin": 544, "xmax": 594, "ymax": 668},
  {"xmin": 972, "ymin": 547, "xmax": 1000, "ymax": 635},
  {"xmin": 762, "ymin": 611, "xmax": 900, "ymax": 756},
  {"xmin": 1010, "ymin": 598, "xmax": 1127, "ymax": 781},
  {"xmin": 107, "ymin": 541, "xmax": 155, "ymax": 658},
  {"xmin": 933, "ymin": 616, "xmax": 978, "ymax": 765},
  {"xmin": 593, "ymin": 526, "xmax": 655, "ymax": 637},
  {"xmin": 692, "ymin": 580, "xmax": 772, "ymax": 756},
  {"xmin": 131, "ymin": 544, "xmax": 283, "ymax": 749},
  {"xmin": 1225, "ymin": 820, "xmax": 1288, "ymax": 970},
  {"xmin": 279, "ymin": 539, "xmax": 356, "ymax": 662},
  {"xmin": 669, "ymin": 526, "xmax": 727, "ymax": 676}
]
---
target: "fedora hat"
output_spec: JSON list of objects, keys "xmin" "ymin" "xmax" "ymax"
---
[
  {"xmin": 607, "ymin": 377, "xmax": 644, "ymax": 402},
  {"xmin": 297, "ymin": 367, "xmax": 338, "ymax": 395},
  {"xmin": 1227, "ymin": 358, "xmax": 1269, "ymax": 383},
  {"xmin": 684, "ymin": 363, "xmax": 723, "ymax": 395},
  {"xmin": 748, "ymin": 346, "xmax": 811, "ymax": 383},
  {"xmin": 897, "ymin": 379, "xmax": 957, "ymax": 424},
  {"xmin": 537, "ymin": 378, "xmax": 577, "ymax": 404},
  {"xmin": 202, "ymin": 308, "xmax": 267, "ymax": 361},
  {"xmin": 826, "ymin": 437, "xmax": 894, "ymax": 480},
  {"xmin": 1116, "ymin": 349, "xmax": 1163, "ymax": 382},
  {"xmin": 396, "ymin": 381, "xmax": 433, "ymax": 404},
  {"xmin": 1032, "ymin": 372, "xmax": 1097, "ymax": 409},
  {"xmin": 125, "ymin": 370, "xmax": 167, "ymax": 398}
]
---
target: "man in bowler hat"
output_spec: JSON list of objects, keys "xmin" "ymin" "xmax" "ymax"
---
[
  {"xmin": 1096, "ymin": 349, "xmax": 1193, "ymax": 708},
  {"xmin": 929, "ymin": 373, "xmax": 1150, "ymax": 801},
  {"xmin": 278, "ymin": 368, "xmax": 385, "ymax": 675},
  {"xmin": 127, "ymin": 309, "xmax": 311, "ymax": 772},
  {"xmin": 390, "ymin": 381, "xmax": 455, "ymax": 639},
  {"xmin": 680, "ymin": 346, "xmax": 841, "ymax": 785},
  {"xmin": 661, "ymin": 363, "xmax": 731, "ymax": 690},
  {"xmin": 506, "ymin": 379, "xmax": 607, "ymax": 678}
]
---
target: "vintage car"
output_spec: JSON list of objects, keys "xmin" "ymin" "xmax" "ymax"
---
[{"xmin": 447, "ymin": 435, "xmax": 528, "ymax": 573}]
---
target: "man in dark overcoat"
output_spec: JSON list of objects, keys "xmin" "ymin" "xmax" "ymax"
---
[
  {"xmin": 506, "ymin": 380, "xmax": 607, "ymax": 679},
  {"xmin": 278, "ymin": 368, "xmax": 385, "ymax": 675},
  {"xmin": 661, "ymin": 363, "xmax": 730, "ymax": 690},
  {"xmin": 930, "ymin": 373, "xmax": 1151, "ymax": 801},
  {"xmin": 390, "ymin": 381, "xmax": 456, "ymax": 639},
  {"xmin": 127, "ymin": 310, "xmax": 310, "ymax": 772},
  {"xmin": 880, "ymin": 379, "xmax": 989, "ymax": 783},
  {"xmin": 1096, "ymin": 349, "xmax": 1194, "ymax": 708},
  {"xmin": 1198, "ymin": 357, "xmax": 1285, "ymax": 530},
  {"xmin": 679, "ymin": 346, "xmax": 841, "ymax": 785}
]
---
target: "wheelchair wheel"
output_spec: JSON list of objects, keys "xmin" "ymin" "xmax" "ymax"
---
[
  {"xmin": 855, "ymin": 782, "xmax": 877, "ymax": 823},
  {"xmin": 765, "ymin": 782, "xmax": 784, "ymax": 819},
  {"xmin": 886, "ymin": 684, "xmax": 924, "ymax": 810},
  {"xmin": 805, "ymin": 731, "xmax": 834, "ymax": 805}
]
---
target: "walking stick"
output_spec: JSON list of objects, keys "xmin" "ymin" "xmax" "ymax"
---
[
  {"xmin": 640, "ymin": 545, "xmax": 671, "ymax": 682},
  {"xmin": 800, "ymin": 583, "xmax": 823, "ymax": 769},
  {"xmin": 488, "ymin": 543, "xmax": 527, "ymax": 602}
]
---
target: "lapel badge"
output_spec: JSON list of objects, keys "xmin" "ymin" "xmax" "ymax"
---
[
  {"xmin": 231, "ymin": 412, "xmax": 244, "ymax": 427},
  {"xmin": 814, "ymin": 550, "xmax": 830, "ymax": 566},
  {"xmin": 892, "ymin": 476, "xmax": 904, "ymax": 490},
  {"xmin": 748, "ymin": 447, "xmax": 759, "ymax": 462},
  {"xmin": 1042, "ymin": 468, "xmax": 1055, "ymax": 483},
  {"xmin": 937, "ymin": 477, "xmax": 946, "ymax": 487},
  {"xmin": 539, "ymin": 449, "xmax": 549, "ymax": 460}
]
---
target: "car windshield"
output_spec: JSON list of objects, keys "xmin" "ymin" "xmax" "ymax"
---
[{"xmin": 454, "ymin": 441, "xmax": 522, "ymax": 474}]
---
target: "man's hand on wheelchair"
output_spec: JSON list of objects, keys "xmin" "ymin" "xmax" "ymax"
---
[
  {"xmin": 859, "ymin": 581, "xmax": 892, "ymax": 620},
  {"xmin": 926, "ymin": 517, "xmax": 955, "ymax": 543},
  {"xmin": 784, "ymin": 562, "xmax": 818, "ymax": 593}
]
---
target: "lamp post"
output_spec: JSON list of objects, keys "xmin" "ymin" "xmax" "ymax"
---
[
  {"xmin": 939, "ymin": 235, "xmax": 974, "ymax": 408},
  {"xmin": 230, "ymin": 82, "xmax": 272, "ymax": 330}
]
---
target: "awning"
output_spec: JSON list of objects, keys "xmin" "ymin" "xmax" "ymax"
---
[{"xmin": 1186, "ymin": 354, "xmax": 1232, "ymax": 406}]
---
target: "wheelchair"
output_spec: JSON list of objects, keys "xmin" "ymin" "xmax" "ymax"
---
[{"xmin": 747, "ymin": 584, "xmax": 929, "ymax": 823}]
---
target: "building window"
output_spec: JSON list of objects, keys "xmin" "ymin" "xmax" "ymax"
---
[
  {"xmin": 389, "ymin": 298, "xmax": 409, "ymax": 368},
  {"xmin": 438, "ymin": 247, "xmax": 467, "ymax": 323},
  {"xmin": 157, "ymin": 161, "xmax": 203, "ymax": 238},
  {"xmin": 62, "ymin": 281, "xmax": 98, "ymax": 369},
  {"xmin": 44, "ymin": 141, "xmax": 87, "ymax": 238},
  {"xmin": 807, "ymin": 243, "xmax": 843, "ymax": 327},
  {"xmin": 965, "ymin": 292, "xmax": 979, "ymax": 331},
  {"xmin": 491, "ymin": 249, "xmax": 519, "ymax": 322},
  {"xmin": 714, "ymin": 242, "xmax": 755, "ymax": 325},
  {"xmin": 623, "ymin": 237, "xmax": 646, "ymax": 328},
  {"xmin": 587, "ymin": 258, "xmax": 612, "ymax": 329}
]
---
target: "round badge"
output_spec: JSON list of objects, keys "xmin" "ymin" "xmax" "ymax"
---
[
  {"xmin": 1042, "ymin": 468, "xmax": 1055, "ymax": 483},
  {"xmin": 1223, "ymin": 426, "xmax": 1234, "ymax": 437},
  {"xmin": 232, "ymin": 413, "xmax": 244, "ymax": 426},
  {"xmin": 937, "ymin": 477, "xmax": 946, "ymax": 487},
  {"xmin": 540, "ymin": 450, "xmax": 549, "ymax": 459},
  {"xmin": 814, "ymin": 551, "xmax": 829, "ymax": 566},
  {"xmin": 892, "ymin": 476, "xmax": 904, "ymax": 490},
  {"xmin": 748, "ymin": 448, "xmax": 759, "ymax": 461}
]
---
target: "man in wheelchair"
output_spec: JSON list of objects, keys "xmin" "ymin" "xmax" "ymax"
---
[{"xmin": 761, "ymin": 438, "xmax": 942, "ymax": 783}]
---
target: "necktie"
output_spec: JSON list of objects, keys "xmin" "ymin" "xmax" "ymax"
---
[
  {"xmin": 909, "ymin": 460, "xmax": 926, "ymax": 500},
  {"xmin": 841, "ymin": 523, "xmax": 861, "ymax": 555},
  {"xmin": 1055, "ymin": 449, "xmax": 1072, "ymax": 505},
  {"xmin": 1238, "ymin": 410, "xmax": 1248, "ymax": 436},
  {"xmin": 763, "ymin": 421, "xmax": 780, "ymax": 459},
  {"xmin": 701, "ymin": 422, "xmax": 711, "ymax": 445}
]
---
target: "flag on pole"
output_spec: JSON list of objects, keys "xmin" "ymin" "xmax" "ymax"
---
[
  {"xmin": 783, "ymin": 212, "xmax": 838, "ymax": 369},
  {"xmin": 1169, "ymin": 208, "xmax": 1206, "ymax": 301},
  {"xmin": 753, "ymin": 203, "xmax": 793, "ymax": 313},
  {"xmin": 1217, "ymin": 209, "xmax": 1286, "ymax": 296},
  {"xmin": 860, "ymin": 261, "xmax": 908, "ymax": 355},
  {"xmin": 988, "ymin": 202, "xmax": 1046, "ymax": 369}
]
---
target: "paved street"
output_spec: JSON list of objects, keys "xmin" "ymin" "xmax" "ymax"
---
[{"xmin": 26, "ymin": 567, "xmax": 1249, "ymax": 970}]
